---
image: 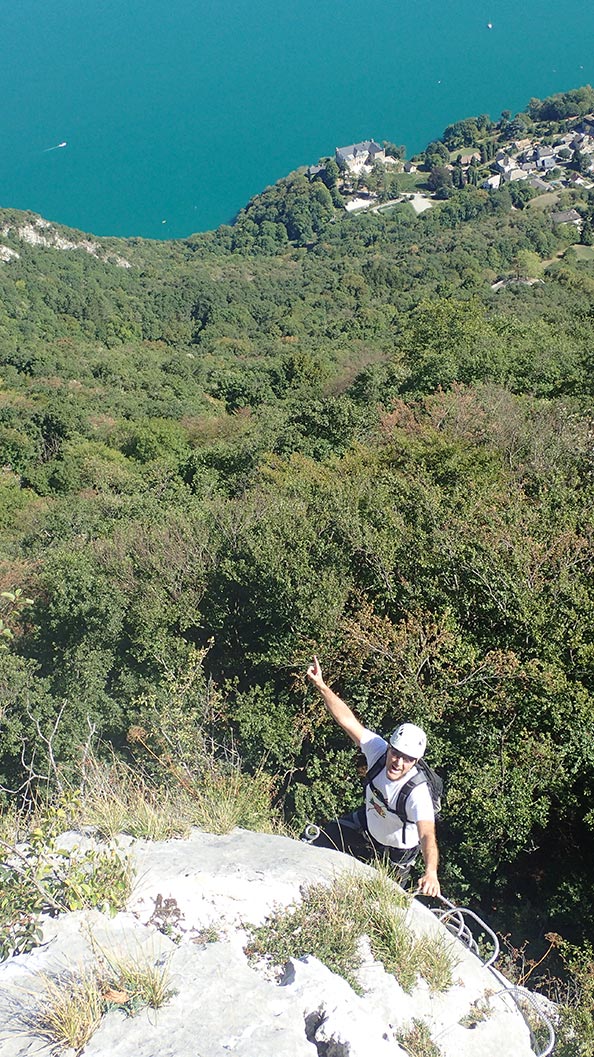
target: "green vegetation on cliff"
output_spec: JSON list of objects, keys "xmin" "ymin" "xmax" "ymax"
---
[{"xmin": 2, "ymin": 89, "xmax": 594, "ymax": 1027}]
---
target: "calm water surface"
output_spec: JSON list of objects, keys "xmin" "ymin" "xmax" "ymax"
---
[{"xmin": 1, "ymin": 0, "xmax": 593, "ymax": 239}]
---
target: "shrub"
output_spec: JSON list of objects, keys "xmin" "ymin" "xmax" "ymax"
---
[
  {"xmin": 554, "ymin": 941, "xmax": 594, "ymax": 1057},
  {"xmin": 0, "ymin": 799, "xmax": 133, "ymax": 960}
]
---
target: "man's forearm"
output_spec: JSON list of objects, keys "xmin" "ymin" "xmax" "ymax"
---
[
  {"xmin": 318, "ymin": 684, "xmax": 354, "ymax": 725},
  {"xmin": 419, "ymin": 830, "xmax": 439, "ymax": 875},
  {"xmin": 417, "ymin": 825, "xmax": 441, "ymax": 896},
  {"xmin": 310, "ymin": 679, "xmax": 365, "ymax": 746}
]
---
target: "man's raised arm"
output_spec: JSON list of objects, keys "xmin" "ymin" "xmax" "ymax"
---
[{"xmin": 306, "ymin": 656, "xmax": 366, "ymax": 747}]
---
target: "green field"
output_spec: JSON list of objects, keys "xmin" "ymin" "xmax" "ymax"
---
[
  {"xmin": 527, "ymin": 191, "xmax": 560, "ymax": 210},
  {"xmin": 572, "ymin": 244, "xmax": 594, "ymax": 260},
  {"xmin": 396, "ymin": 171, "xmax": 427, "ymax": 192}
]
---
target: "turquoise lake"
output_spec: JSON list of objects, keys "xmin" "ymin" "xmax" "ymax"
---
[{"xmin": 2, "ymin": 0, "xmax": 594, "ymax": 240}]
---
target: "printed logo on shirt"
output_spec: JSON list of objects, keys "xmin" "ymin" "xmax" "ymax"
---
[{"xmin": 370, "ymin": 795, "xmax": 386, "ymax": 818}]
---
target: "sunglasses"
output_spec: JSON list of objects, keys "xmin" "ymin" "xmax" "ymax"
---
[{"xmin": 387, "ymin": 746, "xmax": 416, "ymax": 764}]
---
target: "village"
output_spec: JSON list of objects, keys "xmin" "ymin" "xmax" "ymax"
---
[{"xmin": 307, "ymin": 122, "xmax": 594, "ymax": 229}]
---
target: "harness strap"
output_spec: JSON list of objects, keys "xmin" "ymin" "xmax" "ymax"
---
[{"xmin": 388, "ymin": 843, "xmax": 419, "ymax": 869}]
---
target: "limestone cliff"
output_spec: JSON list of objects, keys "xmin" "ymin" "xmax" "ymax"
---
[{"xmin": 0, "ymin": 829, "xmax": 545, "ymax": 1057}]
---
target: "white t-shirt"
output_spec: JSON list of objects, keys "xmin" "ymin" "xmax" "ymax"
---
[{"xmin": 360, "ymin": 729, "xmax": 435, "ymax": 849}]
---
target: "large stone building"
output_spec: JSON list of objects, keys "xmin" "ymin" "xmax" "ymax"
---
[{"xmin": 335, "ymin": 140, "xmax": 385, "ymax": 173}]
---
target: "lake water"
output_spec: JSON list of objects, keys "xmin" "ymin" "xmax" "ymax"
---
[{"xmin": 1, "ymin": 0, "xmax": 594, "ymax": 239}]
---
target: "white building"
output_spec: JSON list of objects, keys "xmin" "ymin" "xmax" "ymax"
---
[{"xmin": 335, "ymin": 140, "xmax": 386, "ymax": 173}]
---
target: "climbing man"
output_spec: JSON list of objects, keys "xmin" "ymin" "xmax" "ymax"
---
[{"xmin": 304, "ymin": 656, "xmax": 441, "ymax": 897}]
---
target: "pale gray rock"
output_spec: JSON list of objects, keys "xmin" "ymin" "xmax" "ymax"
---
[
  {"xmin": 0, "ymin": 828, "xmax": 539, "ymax": 1057},
  {"xmin": 128, "ymin": 828, "xmax": 370, "ymax": 934},
  {"xmin": 85, "ymin": 941, "xmax": 317, "ymax": 1057},
  {"xmin": 280, "ymin": 955, "xmax": 409, "ymax": 1055},
  {"xmin": 0, "ymin": 217, "xmax": 131, "ymax": 267},
  {"xmin": 0, "ymin": 244, "xmax": 19, "ymax": 262}
]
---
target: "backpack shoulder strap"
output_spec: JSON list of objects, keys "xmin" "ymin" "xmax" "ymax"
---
[
  {"xmin": 394, "ymin": 770, "xmax": 426, "ymax": 822},
  {"xmin": 365, "ymin": 749, "xmax": 388, "ymax": 786},
  {"xmin": 394, "ymin": 769, "xmax": 427, "ymax": 842},
  {"xmin": 364, "ymin": 749, "xmax": 394, "ymax": 815}
]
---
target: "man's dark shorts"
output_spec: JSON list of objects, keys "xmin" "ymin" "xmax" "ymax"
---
[{"xmin": 302, "ymin": 806, "xmax": 419, "ymax": 881}]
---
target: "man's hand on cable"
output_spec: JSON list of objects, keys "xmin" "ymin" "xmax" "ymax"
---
[{"xmin": 417, "ymin": 871, "xmax": 441, "ymax": 898}]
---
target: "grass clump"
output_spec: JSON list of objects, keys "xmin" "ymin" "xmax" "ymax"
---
[
  {"xmin": 247, "ymin": 876, "xmax": 364, "ymax": 991},
  {"xmin": 356, "ymin": 869, "xmax": 457, "ymax": 993},
  {"xmin": 98, "ymin": 951, "xmax": 175, "ymax": 1013},
  {"xmin": 192, "ymin": 924, "xmax": 222, "ymax": 945},
  {"xmin": 77, "ymin": 749, "xmax": 280, "ymax": 840},
  {"xmin": 78, "ymin": 756, "xmax": 276, "ymax": 837},
  {"xmin": 397, "ymin": 1018, "xmax": 443, "ymax": 1057},
  {"xmin": 77, "ymin": 755, "xmax": 195, "ymax": 841},
  {"xmin": 246, "ymin": 865, "xmax": 457, "ymax": 995},
  {"xmin": 34, "ymin": 952, "xmax": 174, "ymax": 1053},
  {"xmin": 35, "ymin": 971, "xmax": 103, "ymax": 1054},
  {"xmin": 414, "ymin": 931, "xmax": 459, "ymax": 993},
  {"xmin": 189, "ymin": 765, "xmax": 278, "ymax": 835}
]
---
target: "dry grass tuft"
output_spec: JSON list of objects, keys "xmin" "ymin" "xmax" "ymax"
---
[
  {"xmin": 189, "ymin": 765, "xmax": 279, "ymax": 835},
  {"xmin": 35, "ymin": 971, "xmax": 103, "ymax": 1054},
  {"xmin": 33, "ymin": 949, "xmax": 175, "ymax": 1053},
  {"xmin": 77, "ymin": 755, "xmax": 195, "ymax": 841},
  {"xmin": 98, "ymin": 950, "xmax": 175, "ymax": 1011},
  {"xmin": 76, "ymin": 753, "xmax": 281, "ymax": 840}
]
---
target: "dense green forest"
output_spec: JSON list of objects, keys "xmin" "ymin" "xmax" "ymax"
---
[{"xmin": 2, "ymin": 88, "xmax": 594, "ymax": 1024}]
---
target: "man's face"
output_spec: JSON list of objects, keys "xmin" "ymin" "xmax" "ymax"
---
[{"xmin": 386, "ymin": 745, "xmax": 417, "ymax": 781}]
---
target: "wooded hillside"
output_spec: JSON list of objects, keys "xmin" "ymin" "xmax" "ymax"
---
[{"xmin": 2, "ymin": 93, "xmax": 594, "ymax": 1003}]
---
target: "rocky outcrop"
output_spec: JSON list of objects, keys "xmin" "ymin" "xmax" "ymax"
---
[
  {"xmin": 0, "ymin": 215, "xmax": 131, "ymax": 268},
  {"xmin": 0, "ymin": 829, "xmax": 538, "ymax": 1057},
  {"xmin": 0, "ymin": 244, "xmax": 19, "ymax": 263}
]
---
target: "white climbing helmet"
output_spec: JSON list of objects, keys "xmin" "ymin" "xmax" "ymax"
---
[{"xmin": 389, "ymin": 722, "xmax": 427, "ymax": 759}]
